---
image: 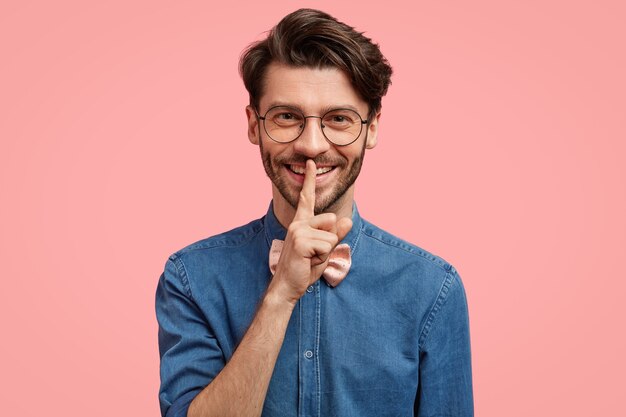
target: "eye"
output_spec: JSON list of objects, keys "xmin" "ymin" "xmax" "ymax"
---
[
  {"xmin": 323, "ymin": 110, "xmax": 358, "ymax": 128},
  {"xmin": 277, "ymin": 112, "xmax": 296, "ymax": 120},
  {"xmin": 268, "ymin": 107, "xmax": 304, "ymax": 127}
]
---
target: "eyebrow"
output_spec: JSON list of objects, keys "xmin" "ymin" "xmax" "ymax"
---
[{"xmin": 264, "ymin": 101, "xmax": 364, "ymax": 116}]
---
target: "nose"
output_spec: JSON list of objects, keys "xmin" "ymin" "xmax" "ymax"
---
[{"xmin": 292, "ymin": 116, "xmax": 331, "ymax": 157}]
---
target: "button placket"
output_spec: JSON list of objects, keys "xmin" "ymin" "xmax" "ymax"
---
[{"xmin": 298, "ymin": 280, "xmax": 320, "ymax": 416}]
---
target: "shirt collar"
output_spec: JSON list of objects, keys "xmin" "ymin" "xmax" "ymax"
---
[{"xmin": 263, "ymin": 199, "xmax": 363, "ymax": 253}]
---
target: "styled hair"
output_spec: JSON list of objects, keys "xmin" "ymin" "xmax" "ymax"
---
[{"xmin": 239, "ymin": 8, "xmax": 393, "ymax": 120}]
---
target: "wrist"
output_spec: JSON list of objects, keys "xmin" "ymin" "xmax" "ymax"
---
[{"xmin": 265, "ymin": 278, "xmax": 300, "ymax": 309}]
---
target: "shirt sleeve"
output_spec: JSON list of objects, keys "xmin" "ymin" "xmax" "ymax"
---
[
  {"xmin": 415, "ymin": 267, "xmax": 474, "ymax": 417},
  {"xmin": 155, "ymin": 255, "xmax": 225, "ymax": 417}
]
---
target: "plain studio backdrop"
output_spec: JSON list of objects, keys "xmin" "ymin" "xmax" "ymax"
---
[{"xmin": 1, "ymin": 1, "xmax": 624, "ymax": 416}]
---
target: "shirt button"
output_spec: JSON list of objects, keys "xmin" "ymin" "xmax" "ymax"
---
[
  {"xmin": 304, "ymin": 350, "xmax": 314, "ymax": 359},
  {"xmin": 306, "ymin": 286, "xmax": 314, "ymax": 293}
]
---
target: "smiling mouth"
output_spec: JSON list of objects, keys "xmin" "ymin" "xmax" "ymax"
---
[{"xmin": 287, "ymin": 164, "xmax": 336, "ymax": 176}]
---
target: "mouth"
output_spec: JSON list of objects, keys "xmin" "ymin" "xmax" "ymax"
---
[
  {"xmin": 283, "ymin": 163, "xmax": 338, "ymax": 184},
  {"xmin": 287, "ymin": 164, "xmax": 336, "ymax": 176}
]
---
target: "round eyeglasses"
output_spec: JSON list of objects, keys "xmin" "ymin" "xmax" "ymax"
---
[{"xmin": 256, "ymin": 106, "xmax": 368, "ymax": 146}]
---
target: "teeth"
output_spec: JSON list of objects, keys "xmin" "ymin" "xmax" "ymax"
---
[
  {"xmin": 290, "ymin": 165, "xmax": 306, "ymax": 174},
  {"xmin": 289, "ymin": 165, "xmax": 334, "ymax": 175},
  {"xmin": 316, "ymin": 166, "xmax": 333, "ymax": 175}
]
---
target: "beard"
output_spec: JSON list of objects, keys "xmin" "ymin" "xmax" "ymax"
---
[{"xmin": 259, "ymin": 138, "xmax": 367, "ymax": 215}]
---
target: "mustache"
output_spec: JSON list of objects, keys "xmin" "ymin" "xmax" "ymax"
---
[{"xmin": 275, "ymin": 154, "xmax": 346, "ymax": 167}]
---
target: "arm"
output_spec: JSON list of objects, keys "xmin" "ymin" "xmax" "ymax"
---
[
  {"xmin": 156, "ymin": 256, "xmax": 296, "ymax": 417},
  {"xmin": 415, "ymin": 267, "xmax": 474, "ymax": 417},
  {"xmin": 186, "ymin": 279, "xmax": 295, "ymax": 417}
]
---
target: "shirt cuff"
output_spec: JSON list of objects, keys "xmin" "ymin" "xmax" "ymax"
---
[{"xmin": 165, "ymin": 389, "xmax": 202, "ymax": 417}]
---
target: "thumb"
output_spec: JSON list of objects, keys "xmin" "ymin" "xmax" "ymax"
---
[{"xmin": 336, "ymin": 217, "xmax": 353, "ymax": 243}]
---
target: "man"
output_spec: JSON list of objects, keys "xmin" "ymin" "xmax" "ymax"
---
[{"xmin": 156, "ymin": 8, "xmax": 473, "ymax": 417}]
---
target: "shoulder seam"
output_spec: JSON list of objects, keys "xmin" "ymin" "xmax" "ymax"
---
[
  {"xmin": 168, "ymin": 253, "xmax": 195, "ymax": 302},
  {"xmin": 418, "ymin": 269, "xmax": 458, "ymax": 349},
  {"xmin": 360, "ymin": 224, "xmax": 452, "ymax": 273},
  {"xmin": 175, "ymin": 221, "xmax": 264, "ymax": 255},
  {"xmin": 168, "ymin": 224, "xmax": 265, "ymax": 302}
]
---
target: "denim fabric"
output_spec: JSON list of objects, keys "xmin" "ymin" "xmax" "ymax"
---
[{"xmin": 156, "ymin": 201, "xmax": 473, "ymax": 417}]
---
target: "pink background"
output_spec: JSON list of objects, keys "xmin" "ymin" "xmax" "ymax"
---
[{"xmin": 1, "ymin": 0, "xmax": 624, "ymax": 415}]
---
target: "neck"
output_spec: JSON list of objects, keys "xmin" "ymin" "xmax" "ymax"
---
[{"xmin": 272, "ymin": 186, "xmax": 355, "ymax": 229}]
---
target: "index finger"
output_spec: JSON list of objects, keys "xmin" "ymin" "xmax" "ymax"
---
[{"xmin": 294, "ymin": 159, "xmax": 316, "ymax": 220}]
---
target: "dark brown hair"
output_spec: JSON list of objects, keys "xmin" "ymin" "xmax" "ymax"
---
[{"xmin": 239, "ymin": 8, "xmax": 393, "ymax": 120}]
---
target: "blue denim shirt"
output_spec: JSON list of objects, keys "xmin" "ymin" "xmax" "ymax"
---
[{"xmin": 156, "ymin": 201, "xmax": 473, "ymax": 417}]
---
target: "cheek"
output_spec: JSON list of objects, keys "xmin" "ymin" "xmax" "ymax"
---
[
  {"xmin": 341, "ymin": 146, "xmax": 365, "ymax": 164},
  {"xmin": 261, "ymin": 145, "xmax": 286, "ymax": 168}
]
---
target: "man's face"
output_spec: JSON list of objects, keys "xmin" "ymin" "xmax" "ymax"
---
[{"xmin": 246, "ymin": 62, "xmax": 379, "ymax": 215}]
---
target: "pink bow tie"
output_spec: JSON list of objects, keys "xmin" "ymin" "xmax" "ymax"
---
[{"xmin": 269, "ymin": 239, "xmax": 352, "ymax": 287}]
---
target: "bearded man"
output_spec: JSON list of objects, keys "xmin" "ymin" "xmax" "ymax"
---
[{"xmin": 156, "ymin": 8, "xmax": 474, "ymax": 417}]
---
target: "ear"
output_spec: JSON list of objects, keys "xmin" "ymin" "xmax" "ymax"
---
[
  {"xmin": 245, "ymin": 105, "xmax": 260, "ymax": 145},
  {"xmin": 365, "ymin": 111, "xmax": 381, "ymax": 149}
]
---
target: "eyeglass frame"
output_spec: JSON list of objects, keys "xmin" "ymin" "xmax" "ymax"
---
[{"xmin": 255, "ymin": 105, "xmax": 369, "ymax": 147}]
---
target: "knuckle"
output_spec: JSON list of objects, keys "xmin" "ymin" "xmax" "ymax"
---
[
  {"xmin": 294, "ymin": 239, "xmax": 307, "ymax": 253},
  {"xmin": 291, "ymin": 231, "xmax": 302, "ymax": 244},
  {"xmin": 287, "ymin": 223, "xmax": 299, "ymax": 234},
  {"xmin": 323, "ymin": 242, "xmax": 333, "ymax": 254}
]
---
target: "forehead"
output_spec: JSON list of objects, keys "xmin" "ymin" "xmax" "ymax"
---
[{"xmin": 259, "ymin": 62, "xmax": 367, "ymax": 113}]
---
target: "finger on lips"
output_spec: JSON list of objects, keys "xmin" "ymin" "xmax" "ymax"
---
[
  {"xmin": 291, "ymin": 159, "xmax": 349, "ymax": 265},
  {"xmin": 294, "ymin": 159, "xmax": 316, "ymax": 221}
]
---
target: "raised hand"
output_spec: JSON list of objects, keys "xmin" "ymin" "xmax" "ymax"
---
[{"xmin": 270, "ymin": 159, "xmax": 352, "ymax": 305}]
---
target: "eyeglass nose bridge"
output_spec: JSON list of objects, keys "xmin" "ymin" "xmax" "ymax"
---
[{"xmin": 301, "ymin": 115, "xmax": 327, "ymax": 130}]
